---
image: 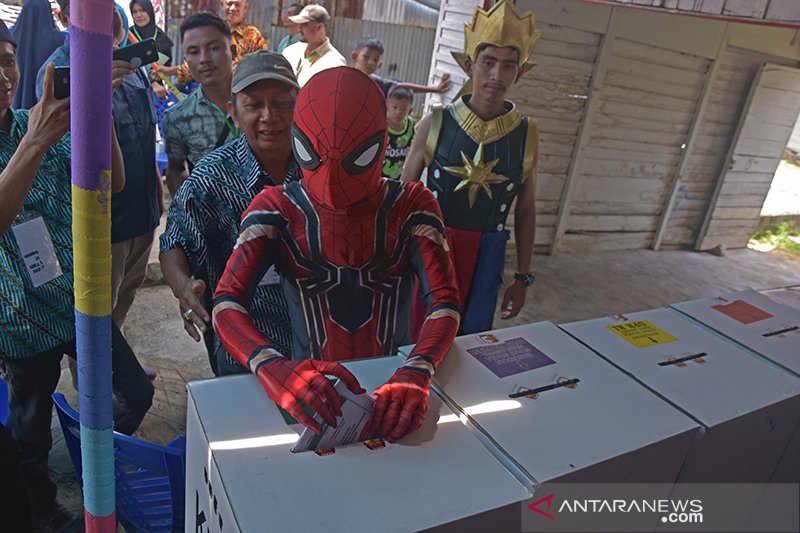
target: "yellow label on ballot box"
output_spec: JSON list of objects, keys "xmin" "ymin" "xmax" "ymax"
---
[{"xmin": 606, "ymin": 320, "xmax": 678, "ymax": 348}]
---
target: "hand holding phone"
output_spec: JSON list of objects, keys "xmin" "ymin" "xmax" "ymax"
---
[
  {"xmin": 53, "ymin": 66, "xmax": 69, "ymax": 100},
  {"xmin": 113, "ymin": 38, "xmax": 158, "ymax": 68}
]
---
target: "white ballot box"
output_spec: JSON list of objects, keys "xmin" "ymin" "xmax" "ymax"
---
[
  {"xmin": 762, "ymin": 286, "xmax": 800, "ymax": 311},
  {"xmin": 561, "ymin": 308, "xmax": 800, "ymax": 482},
  {"xmin": 671, "ymin": 289, "xmax": 800, "ymax": 376},
  {"xmin": 185, "ymin": 356, "xmax": 531, "ymax": 533},
  {"xmin": 760, "ymin": 289, "xmax": 800, "ymax": 482},
  {"xmin": 431, "ymin": 321, "xmax": 699, "ymax": 487}
]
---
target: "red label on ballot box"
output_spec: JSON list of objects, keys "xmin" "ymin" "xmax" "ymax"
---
[{"xmin": 711, "ymin": 299, "xmax": 774, "ymax": 324}]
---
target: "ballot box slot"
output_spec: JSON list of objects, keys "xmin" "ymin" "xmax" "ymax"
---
[
  {"xmin": 762, "ymin": 325, "xmax": 798, "ymax": 337},
  {"xmin": 658, "ymin": 352, "xmax": 707, "ymax": 367},
  {"xmin": 508, "ymin": 378, "xmax": 580, "ymax": 399}
]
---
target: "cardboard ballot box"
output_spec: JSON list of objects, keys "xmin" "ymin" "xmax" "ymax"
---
[
  {"xmin": 430, "ymin": 321, "xmax": 699, "ymax": 487},
  {"xmin": 185, "ymin": 356, "xmax": 531, "ymax": 533},
  {"xmin": 671, "ymin": 289, "xmax": 800, "ymax": 376},
  {"xmin": 561, "ymin": 308, "xmax": 800, "ymax": 482},
  {"xmin": 760, "ymin": 288, "xmax": 800, "ymax": 482},
  {"xmin": 762, "ymin": 286, "xmax": 800, "ymax": 311}
]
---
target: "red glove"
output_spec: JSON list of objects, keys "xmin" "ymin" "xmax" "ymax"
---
[
  {"xmin": 257, "ymin": 358, "xmax": 365, "ymax": 434},
  {"xmin": 368, "ymin": 368, "xmax": 431, "ymax": 443}
]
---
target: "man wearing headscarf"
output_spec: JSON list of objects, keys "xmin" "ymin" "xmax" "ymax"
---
[{"xmin": 10, "ymin": 0, "xmax": 64, "ymax": 109}]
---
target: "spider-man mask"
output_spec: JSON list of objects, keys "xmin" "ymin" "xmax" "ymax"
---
[{"xmin": 291, "ymin": 67, "xmax": 387, "ymax": 210}]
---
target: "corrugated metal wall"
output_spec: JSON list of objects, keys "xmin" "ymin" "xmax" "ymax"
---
[
  {"xmin": 361, "ymin": 0, "xmax": 439, "ymax": 26},
  {"xmin": 166, "ymin": 0, "xmax": 438, "ymax": 110},
  {"xmin": 331, "ymin": 18, "xmax": 436, "ymax": 103},
  {"xmin": 276, "ymin": 0, "xmax": 439, "ymax": 97}
]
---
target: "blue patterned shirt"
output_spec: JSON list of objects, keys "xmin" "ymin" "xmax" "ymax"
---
[
  {"xmin": 162, "ymin": 86, "xmax": 236, "ymax": 170},
  {"xmin": 160, "ymin": 135, "xmax": 301, "ymax": 358},
  {"xmin": 0, "ymin": 110, "xmax": 75, "ymax": 359}
]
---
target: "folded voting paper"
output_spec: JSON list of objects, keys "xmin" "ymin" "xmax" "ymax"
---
[{"xmin": 290, "ymin": 380, "xmax": 374, "ymax": 453}]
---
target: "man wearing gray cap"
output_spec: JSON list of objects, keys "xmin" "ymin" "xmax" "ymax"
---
[
  {"xmin": 281, "ymin": 4, "xmax": 345, "ymax": 87},
  {"xmin": 160, "ymin": 51, "xmax": 301, "ymax": 375}
]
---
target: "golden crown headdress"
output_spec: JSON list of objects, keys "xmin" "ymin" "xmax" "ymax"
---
[{"xmin": 452, "ymin": 0, "xmax": 541, "ymax": 79}]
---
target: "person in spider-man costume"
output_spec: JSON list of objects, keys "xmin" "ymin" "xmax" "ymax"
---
[{"xmin": 213, "ymin": 67, "xmax": 460, "ymax": 442}]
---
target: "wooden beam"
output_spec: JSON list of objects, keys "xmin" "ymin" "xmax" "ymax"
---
[
  {"xmin": 694, "ymin": 60, "xmax": 765, "ymax": 250},
  {"xmin": 652, "ymin": 24, "xmax": 729, "ymax": 250},
  {"xmin": 549, "ymin": 8, "xmax": 618, "ymax": 254}
]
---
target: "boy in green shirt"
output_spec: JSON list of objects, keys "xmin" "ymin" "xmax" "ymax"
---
[{"xmin": 382, "ymin": 86, "xmax": 416, "ymax": 180}]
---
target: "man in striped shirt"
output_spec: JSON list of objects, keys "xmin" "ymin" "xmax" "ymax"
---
[{"xmin": 160, "ymin": 51, "xmax": 301, "ymax": 376}]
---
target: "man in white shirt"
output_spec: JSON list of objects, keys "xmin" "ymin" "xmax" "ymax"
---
[{"xmin": 281, "ymin": 4, "xmax": 345, "ymax": 87}]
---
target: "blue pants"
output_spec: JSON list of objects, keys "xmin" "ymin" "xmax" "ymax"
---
[{"xmin": 460, "ymin": 230, "xmax": 510, "ymax": 335}]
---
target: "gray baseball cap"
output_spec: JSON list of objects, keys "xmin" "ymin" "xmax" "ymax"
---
[
  {"xmin": 232, "ymin": 50, "xmax": 300, "ymax": 93},
  {"xmin": 288, "ymin": 4, "xmax": 330, "ymax": 24}
]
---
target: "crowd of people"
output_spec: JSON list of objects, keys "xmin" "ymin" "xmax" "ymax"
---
[{"xmin": 0, "ymin": 0, "xmax": 538, "ymax": 531}]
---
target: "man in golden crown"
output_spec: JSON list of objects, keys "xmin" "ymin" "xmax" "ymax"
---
[{"xmin": 403, "ymin": 0, "xmax": 540, "ymax": 336}]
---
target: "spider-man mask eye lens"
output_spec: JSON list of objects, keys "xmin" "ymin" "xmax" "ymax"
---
[
  {"xmin": 291, "ymin": 123, "xmax": 322, "ymax": 170},
  {"xmin": 343, "ymin": 131, "xmax": 385, "ymax": 175}
]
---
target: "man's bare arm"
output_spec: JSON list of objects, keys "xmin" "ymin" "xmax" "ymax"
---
[
  {"xmin": 165, "ymin": 156, "xmax": 189, "ymax": 198},
  {"xmin": 501, "ymin": 127, "xmax": 538, "ymax": 319},
  {"xmin": 0, "ymin": 64, "xmax": 70, "ymax": 233},
  {"xmin": 513, "ymin": 166, "xmax": 537, "ymax": 276},
  {"xmin": 159, "ymin": 247, "xmax": 210, "ymax": 341},
  {"xmin": 397, "ymin": 72, "xmax": 451, "ymax": 95},
  {"xmin": 400, "ymin": 113, "xmax": 432, "ymax": 183}
]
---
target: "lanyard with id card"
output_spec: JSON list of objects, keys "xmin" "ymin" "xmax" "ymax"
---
[{"xmin": 12, "ymin": 210, "xmax": 63, "ymax": 287}]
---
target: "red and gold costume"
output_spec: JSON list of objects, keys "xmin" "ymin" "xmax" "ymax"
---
[{"xmin": 213, "ymin": 67, "xmax": 460, "ymax": 441}]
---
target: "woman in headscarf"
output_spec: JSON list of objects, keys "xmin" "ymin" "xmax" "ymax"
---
[
  {"xmin": 128, "ymin": 0, "xmax": 171, "ymax": 98},
  {"xmin": 129, "ymin": 0, "xmax": 173, "ymax": 65},
  {"xmin": 10, "ymin": 0, "xmax": 65, "ymax": 109}
]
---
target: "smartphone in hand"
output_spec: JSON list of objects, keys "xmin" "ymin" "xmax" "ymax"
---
[
  {"xmin": 53, "ymin": 66, "xmax": 69, "ymax": 100},
  {"xmin": 113, "ymin": 38, "xmax": 158, "ymax": 68}
]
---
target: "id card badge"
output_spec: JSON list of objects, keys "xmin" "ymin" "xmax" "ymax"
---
[
  {"xmin": 12, "ymin": 216, "xmax": 63, "ymax": 287},
  {"xmin": 259, "ymin": 265, "xmax": 280, "ymax": 286}
]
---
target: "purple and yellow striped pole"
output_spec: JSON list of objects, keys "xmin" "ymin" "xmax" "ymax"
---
[{"xmin": 70, "ymin": 0, "xmax": 116, "ymax": 530}]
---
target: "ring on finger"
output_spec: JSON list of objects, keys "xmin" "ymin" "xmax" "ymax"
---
[{"xmin": 182, "ymin": 308, "xmax": 194, "ymax": 321}]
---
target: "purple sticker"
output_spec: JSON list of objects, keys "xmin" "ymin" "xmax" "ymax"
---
[{"xmin": 467, "ymin": 337, "xmax": 556, "ymax": 378}]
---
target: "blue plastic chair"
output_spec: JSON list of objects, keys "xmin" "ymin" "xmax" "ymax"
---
[
  {"xmin": 153, "ymin": 89, "xmax": 182, "ymax": 175},
  {"xmin": 52, "ymin": 393, "xmax": 186, "ymax": 533},
  {"xmin": 0, "ymin": 378, "xmax": 9, "ymax": 425},
  {"xmin": 153, "ymin": 89, "xmax": 182, "ymax": 141}
]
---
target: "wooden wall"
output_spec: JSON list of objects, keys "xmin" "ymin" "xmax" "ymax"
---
[
  {"xmin": 697, "ymin": 62, "xmax": 800, "ymax": 250},
  {"xmin": 426, "ymin": 0, "xmax": 800, "ymax": 254},
  {"xmin": 587, "ymin": 0, "xmax": 800, "ymax": 23}
]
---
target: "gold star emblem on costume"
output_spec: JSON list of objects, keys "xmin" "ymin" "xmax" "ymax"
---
[{"xmin": 444, "ymin": 143, "xmax": 509, "ymax": 208}]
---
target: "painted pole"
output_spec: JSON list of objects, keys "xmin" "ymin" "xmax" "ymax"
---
[{"xmin": 70, "ymin": 0, "xmax": 116, "ymax": 529}]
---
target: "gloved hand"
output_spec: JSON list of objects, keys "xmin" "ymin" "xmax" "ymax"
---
[
  {"xmin": 257, "ymin": 358, "xmax": 365, "ymax": 434},
  {"xmin": 368, "ymin": 368, "xmax": 431, "ymax": 443}
]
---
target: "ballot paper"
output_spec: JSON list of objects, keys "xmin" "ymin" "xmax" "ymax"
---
[{"xmin": 290, "ymin": 380, "xmax": 374, "ymax": 453}]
